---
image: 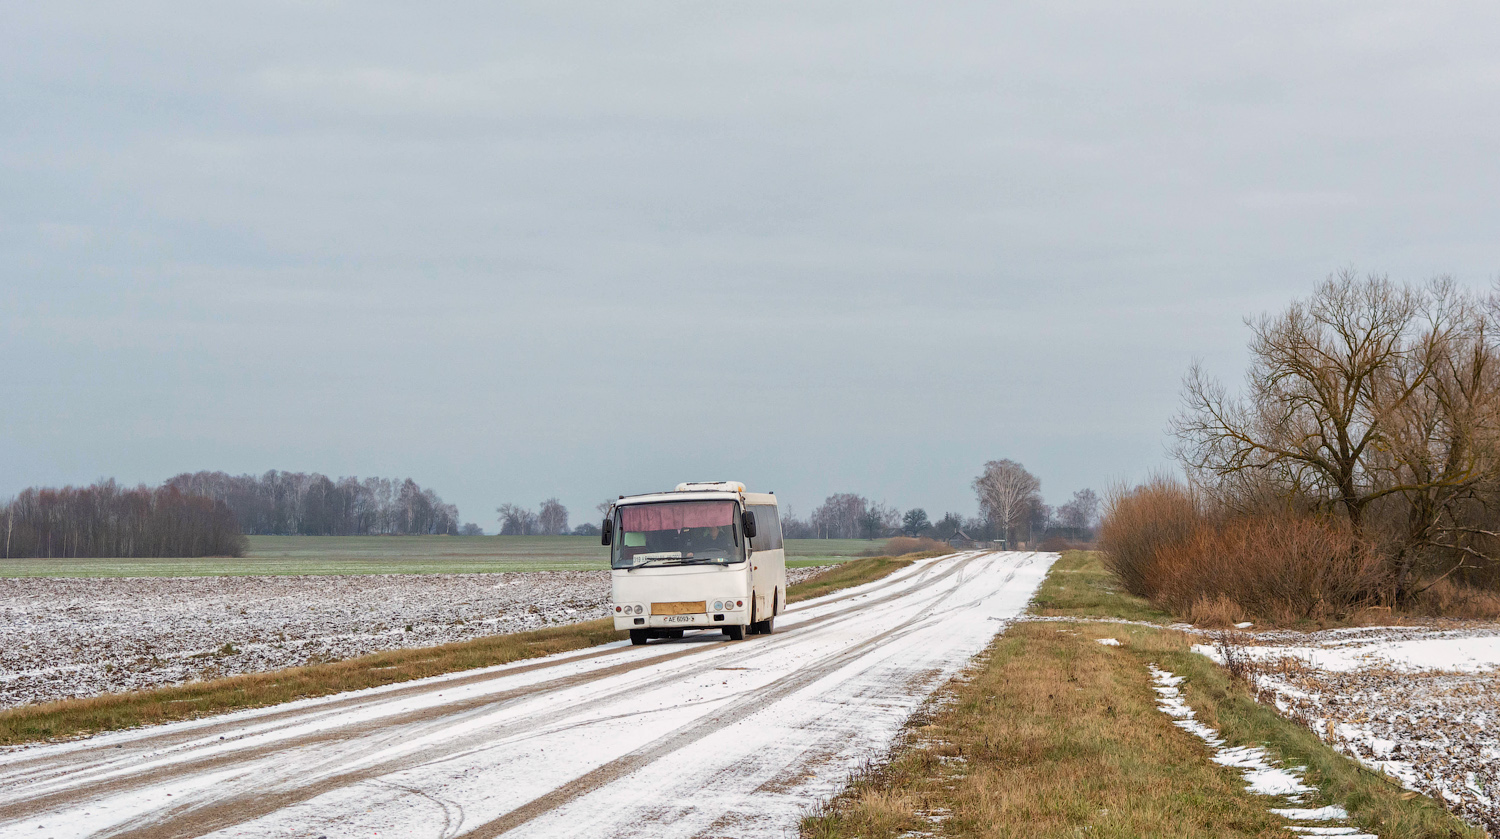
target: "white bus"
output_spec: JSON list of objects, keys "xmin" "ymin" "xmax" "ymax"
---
[{"xmin": 602, "ymin": 481, "xmax": 786, "ymax": 645}]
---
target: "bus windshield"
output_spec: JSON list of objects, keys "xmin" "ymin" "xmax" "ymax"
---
[{"xmin": 612, "ymin": 500, "xmax": 742, "ymax": 569}]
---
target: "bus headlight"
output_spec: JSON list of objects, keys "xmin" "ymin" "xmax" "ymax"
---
[
  {"xmin": 634, "ymin": 605, "xmax": 644, "ymax": 614},
  {"xmin": 713, "ymin": 600, "xmax": 724, "ymax": 611}
]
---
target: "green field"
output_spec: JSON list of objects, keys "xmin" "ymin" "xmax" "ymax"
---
[{"xmin": 0, "ymin": 535, "xmax": 883, "ymax": 578}]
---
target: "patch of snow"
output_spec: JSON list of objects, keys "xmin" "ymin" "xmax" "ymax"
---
[
  {"xmin": 1273, "ymin": 806, "xmax": 1350, "ymax": 820},
  {"xmin": 1096, "ymin": 638, "xmax": 1121, "ymax": 646},
  {"xmin": 1243, "ymin": 767, "xmax": 1315, "ymax": 796},
  {"xmin": 1195, "ymin": 627, "xmax": 1500, "ymax": 674},
  {"xmin": 1149, "ymin": 666, "xmax": 1374, "ymax": 836}
]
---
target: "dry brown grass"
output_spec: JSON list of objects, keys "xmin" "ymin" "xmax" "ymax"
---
[
  {"xmin": 1028, "ymin": 550, "xmax": 1170, "ymax": 623},
  {"xmin": 1186, "ymin": 594, "xmax": 1250, "ymax": 627},
  {"xmin": 806, "ymin": 623, "xmax": 1293, "ymax": 838},
  {"xmin": 1406, "ymin": 577, "xmax": 1500, "ymax": 620},
  {"xmin": 1038, "ymin": 535, "xmax": 1095, "ymax": 552}
]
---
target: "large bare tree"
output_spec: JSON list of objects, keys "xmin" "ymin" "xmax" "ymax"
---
[
  {"xmin": 1173, "ymin": 271, "xmax": 1500, "ymax": 597},
  {"xmin": 973, "ymin": 459, "xmax": 1041, "ymax": 547}
]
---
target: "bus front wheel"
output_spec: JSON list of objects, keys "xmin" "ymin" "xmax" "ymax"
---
[
  {"xmin": 724, "ymin": 625, "xmax": 745, "ymax": 641},
  {"xmin": 752, "ymin": 617, "xmax": 774, "ymax": 635},
  {"xmin": 629, "ymin": 629, "xmax": 649, "ymax": 646}
]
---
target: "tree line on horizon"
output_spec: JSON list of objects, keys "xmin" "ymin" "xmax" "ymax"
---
[
  {"xmin": 490, "ymin": 478, "xmax": 1099, "ymax": 543},
  {"xmin": 165, "ymin": 471, "xmax": 468, "ymax": 536},
  {"xmin": 1, "ymin": 467, "xmax": 1098, "ymax": 559},
  {"xmin": 0, "ymin": 480, "xmax": 244, "ymax": 559}
]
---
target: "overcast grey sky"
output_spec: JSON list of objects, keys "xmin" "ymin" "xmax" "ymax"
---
[{"xmin": 5, "ymin": 2, "xmax": 1500, "ymax": 528}]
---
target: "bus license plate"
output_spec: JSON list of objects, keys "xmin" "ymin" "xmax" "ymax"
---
[{"xmin": 663, "ymin": 615, "xmax": 698, "ymax": 623}]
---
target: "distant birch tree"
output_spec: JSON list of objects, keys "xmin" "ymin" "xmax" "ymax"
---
[
  {"xmin": 537, "ymin": 498, "xmax": 569, "ymax": 535},
  {"xmin": 973, "ymin": 459, "xmax": 1042, "ymax": 546}
]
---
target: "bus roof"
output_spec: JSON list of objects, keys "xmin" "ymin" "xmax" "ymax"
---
[{"xmin": 615, "ymin": 483, "xmax": 776, "ymax": 508}]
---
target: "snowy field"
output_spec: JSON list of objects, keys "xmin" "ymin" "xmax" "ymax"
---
[
  {"xmin": 0, "ymin": 566, "xmax": 830, "ymax": 708},
  {"xmin": 1198, "ymin": 624, "xmax": 1500, "ymax": 835}
]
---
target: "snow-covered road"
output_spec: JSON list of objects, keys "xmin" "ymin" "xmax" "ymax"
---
[{"xmin": 0, "ymin": 551, "xmax": 1054, "ymax": 839}]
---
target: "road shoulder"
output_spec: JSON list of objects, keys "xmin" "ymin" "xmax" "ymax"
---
[{"xmin": 801, "ymin": 551, "xmax": 1482, "ymax": 839}]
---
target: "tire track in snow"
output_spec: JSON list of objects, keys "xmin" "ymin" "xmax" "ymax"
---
[{"xmin": 453, "ymin": 553, "xmax": 1004, "ymax": 838}]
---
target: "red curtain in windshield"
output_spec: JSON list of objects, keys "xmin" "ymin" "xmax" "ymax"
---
[{"xmin": 621, "ymin": 501, "xmax": 735, "ymax": 532}]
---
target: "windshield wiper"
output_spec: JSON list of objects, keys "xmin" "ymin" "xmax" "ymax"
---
[{"xmin": 626, "ymin": 557, "xmax": 730, "ymax": 571}]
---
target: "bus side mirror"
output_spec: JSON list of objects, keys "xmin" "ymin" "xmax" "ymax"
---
[
  {"xmin": 742, "ymin": 510, "xmax": 758, "ymax": 539},
  {"xmin": 600, "ymin": 519, "xmax": 612, "ymax": 546}
]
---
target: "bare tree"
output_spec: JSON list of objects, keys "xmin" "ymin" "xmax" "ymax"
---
[
  {"xmin": 1176, "ymin": 273, "xmax": 1438, "ymax": 525},
  {"xmin": 779, "ymin": 505, "xmax": 814, "ymax": 539},
  {"xmin": 858, "ymin": 502, "xmax": 900, "ymax": 539},
  {"xmin": 1058, "ymin": 489, "xmax": 1100, "ymax": 535},
  {"xmin": 537, "ymin": 498, "xmax": 569, "ymax": 535},
  {"xmin": 810, "ymin": 494, "xmax": 868, "ymax": 539},
  {"xmin": 1173, "ymin": 271, "xmax": 1500, "ymax": 599},
  {"xmin": 973, "ymin": 459, "xmax": 1042, "ymax": 547},
  {"xmin": 496, "ymin": 503, "xmax": 539, "ymax": 536}
]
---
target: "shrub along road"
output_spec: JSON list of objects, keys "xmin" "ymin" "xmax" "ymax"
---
[{"xmin": 0, "ymin": 551, "xmax": 1052, "ymax": 839}]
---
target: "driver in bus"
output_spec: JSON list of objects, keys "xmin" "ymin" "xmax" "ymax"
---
[{"xmin": 684, "ymin": 524, "xmax": 734, "ymax": 555}]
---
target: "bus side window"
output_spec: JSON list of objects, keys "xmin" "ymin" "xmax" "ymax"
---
[{"xmin": 748, "ymin": 505, "xmax": 783, "ymax": 552}]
